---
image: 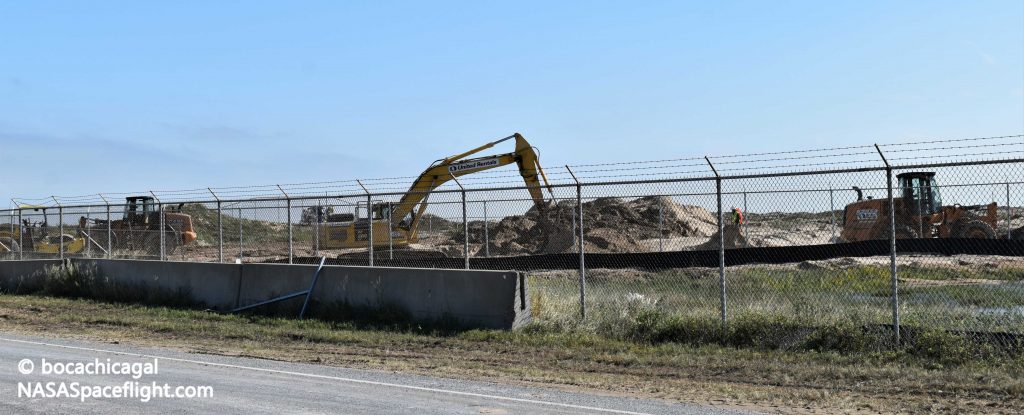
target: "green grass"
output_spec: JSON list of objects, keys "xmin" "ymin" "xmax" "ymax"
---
[
  {"xmin": 529, "ymin": 265, "xmax": 1024, "ymax": 352},
  {"xmin": 181, "ymin": 204, "xmax": 306, "ymax": 245},
  {"xmin": 11, "ymin": 261, "xmax": 1023, "ymax": 357}
]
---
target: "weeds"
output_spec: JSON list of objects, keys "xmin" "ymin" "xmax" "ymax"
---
[
  {"xmin": 3, "ymin": 262, "xmax": 1021, "ymax": 365},
  {"xmin": 2, "ymin": 262, "xmax": 197, "ymax": 308}
]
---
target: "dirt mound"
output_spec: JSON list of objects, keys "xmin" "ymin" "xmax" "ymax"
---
[
  {"xmin": 451, "ymin": 196, "xmax": 717, "ymax": 255},
  {"xmin": 694, "ymin": 224, "xmax": 746, "ymax": 250}
]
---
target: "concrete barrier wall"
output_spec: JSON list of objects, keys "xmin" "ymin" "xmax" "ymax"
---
[
  {"xmin": 239, "ymin": 263, "xmax": 528, "ymax": 329},
  {"xmin": 75, "ymin": 259, "xmax": 243, "ymax": 310},
  {"xmin": 0, "ymin": 259, "xmax": 529, "ymax": 329},
  {"xmin": 0, "ymin": 260, "xmax": 63, "ymax": 291}
]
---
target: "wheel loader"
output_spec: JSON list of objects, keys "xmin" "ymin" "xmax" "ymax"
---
[
  {"xmin": 84, "ymin": 196, "xmax": 198, "ymax": 256},
  {"xmin": 840, "ymin": 172, "xmax": 998, "ymax": 241}
]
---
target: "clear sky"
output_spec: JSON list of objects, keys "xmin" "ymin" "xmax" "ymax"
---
[{"xmin": 1, "ymin": 1, "xmax": 1022, "ymax": 206}]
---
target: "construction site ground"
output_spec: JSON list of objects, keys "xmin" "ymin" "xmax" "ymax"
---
[{"xmin": 159, "ymin": 196, "xmax": 1024, "ymax": 271}]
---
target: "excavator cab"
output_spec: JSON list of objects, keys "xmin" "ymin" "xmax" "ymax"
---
[
  {"xmin": 898, "ymin": 172, "xmax": 942, "ymax": 217},
  {"xmin": 371, "ymin": 202, "xmax": 413, "ymax": 228}
]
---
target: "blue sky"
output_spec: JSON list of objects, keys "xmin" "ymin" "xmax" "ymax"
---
[{"xmin": 1, "ymin": 1, "xmax": 1022, "ymax": 205}]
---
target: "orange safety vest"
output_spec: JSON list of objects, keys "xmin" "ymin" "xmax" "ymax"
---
[{"xmin": 731, "ymin": 208, "xmax": 744, "ymax": 225}]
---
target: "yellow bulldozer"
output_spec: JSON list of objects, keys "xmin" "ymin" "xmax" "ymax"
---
[
  {"xmin": 840, "ymin": 171, "xmax": 998, "ymax": 241},
  {"xmin": 0, "ymin": 205, "xmax": 88, "ymax": 255},
  {"xmin": 313, "ymin": 132, "xmax": 554, "ymax": 249},
  {"xmin": 0, "ymin": 196, "xmax": 197, "ymax": 256}
]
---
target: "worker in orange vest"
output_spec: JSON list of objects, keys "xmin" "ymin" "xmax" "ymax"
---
[{"xmin": 731, "ymin": 207, "xmax": 744, "ymax": 225}]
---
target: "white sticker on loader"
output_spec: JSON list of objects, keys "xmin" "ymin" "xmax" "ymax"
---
[
  {"xmin": 856, "ymin": 209, "xmax": 879, "ymax": 221},
  {"xmin": 448, "ymin": 157, "xmax": 500, "ymax": 174}
]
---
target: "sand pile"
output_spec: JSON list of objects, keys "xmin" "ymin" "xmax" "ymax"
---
[{"xmin": 451, "ymin": 196, "xmax": 718, "ymax": 255}]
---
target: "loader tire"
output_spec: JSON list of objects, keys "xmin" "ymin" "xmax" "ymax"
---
[
  {"xmin": 895, "ymin": 225, "xmax": 919, "ymax": 239},
  {"xmin": 873, "ymin": 225, "xmax": 918, "ymax": 240},
  {"xmin": 952, "ymin": 220, "xmax": 996, "ymax": 239}
]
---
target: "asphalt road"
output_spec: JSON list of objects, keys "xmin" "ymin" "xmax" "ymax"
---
[{"xmin": 0, "ymin": 333, "xmax": 756, "ymax": 415}]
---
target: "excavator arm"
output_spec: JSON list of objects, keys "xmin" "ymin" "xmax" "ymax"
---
[{"xmin": 389, "ymin": 133, "xmax": 554, "ymax": 240}]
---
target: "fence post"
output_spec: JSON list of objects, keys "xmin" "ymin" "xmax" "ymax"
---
[
  {"xmin": 83, "ymin": 207, "xmax": 91, "ymax": 258},
  {"xmin": 566, "ymin": 166, "xmax": 586, "ymax": 319},
  {"xmin": 367, "ymin": 195, "xmax": 373, "ymax": 266},
  {"xmin": 449, "ymin": 173, "xmax": 469, "ymax": 270},
  {"xmin": 17, "ymin": 205, "xmax": 23, "ymax": 260},
  {"xmin": 98, "ymin": 194, "xmax": 111, "ymax": 259},
  {"xmin": 387, "ymin": 202, "xmax": 394, "ymax": 261},
  {"xmin": 705, "ymin": 158, "xmax": 726, "ymax": 328},
  {"xmin": 357, "ymin": 181, "xmax": 373, "ymax": 267},
  {"xmin": 483, "ymin": 199, "xmax": 491, "ymax": 257},
  {"xmin": 208, "ymin": 188, "xmax": 223, "ymax": 263},
  {"xmin": 148, "ymin": 192, "xmax": 164, "ymax": 261},
  {"xmin": 53, "ymin": 197, "xmax": 64, "ymax": 260},
  {"xmin": 277, "ymin": 185, "xmax": 293, "ymax": 264},
  {"xmin": 876, "ymin": 144, "xmax": 900, "ymax": 344},
  {"xmin": 159, "ymin": 203, "xmax": 166, "ymax": 261},
  {"xmin": 215, "ymin": 202, "xmax": 222, "ymax": 262},
  {"xmin": 238, "ymin": 207, "xmax": 243, "ymax": 262},
  {"xmin": 59, "ymin": 206, "xmax": 64, "ymax": 259},
  {"xmin": 287, "ymin": 200, "xmax": 294, "ymax": 263},
  {"xmin": 17, "ymin": 206, "xmax": 24, "ymax": 260},
  {"xmin": 462, "ymin": 193, "xmax": 468, "ymax": 269},
  {"xmin": 105, "ymin": 204, "xmax": 112, "ymax": 258},
  {"xmin": 313, "ymin": 204, "xmax": 321, "ymax": 257}
]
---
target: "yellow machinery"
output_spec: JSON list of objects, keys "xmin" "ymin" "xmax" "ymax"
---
[
  {"xmin": 0, "ymin": 206, "xmax": 88, "ymax": 255},
  {"xmin": 0, "ymin": 197, "xmax": 198, "ymax": 256},
  {"xmin": 318, "ymin": 133, "xmax": 554, "ymax": 249}
]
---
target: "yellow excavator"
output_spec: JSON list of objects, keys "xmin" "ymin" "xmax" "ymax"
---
[{"xmin": 317, "ymin": 133, "xmax": 554, "ymax": 249}]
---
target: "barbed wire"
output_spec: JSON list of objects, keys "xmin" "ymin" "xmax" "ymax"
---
[
  {"xmin": 10, "ymin": 133, "xmax": 1022, "ymax": 206},
  {"xmin": 717, "ymin": 158, "xmax": 882, "ymax": 173},
  {"xmin": 880, "ymin": 140, "xmax": 1022, "ymax": 153},
  {"xmin": 876, "ymin": 134, "xmax": 1023, "ymax": 147},
  {"xmin": 888, "ymin": 149, "xmax": 1024, "ymax": 162}
]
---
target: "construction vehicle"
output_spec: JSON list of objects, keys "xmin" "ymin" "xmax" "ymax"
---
[
  {"xmin": 0, "ymin": 206, "xmax": 87, "ymax": 255},
  {"xmin": 85, "ymin": 196, "xmax": 198, "ymax": 255},
  {"xmin": 840, "ymin": 172, "xmax": 998, "ymax": 241},
  {"xmin": 0, "ymin": 196, "xmax": 197, "ymax": 256},
  {"xmin": 314, "ymin": 133, "xmax": 554, "ymax": 249}
]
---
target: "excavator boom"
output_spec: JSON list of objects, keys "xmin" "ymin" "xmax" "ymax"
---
[{"xmin": 391, "ymin": 133, "xmax": 554, "ymax": 241}]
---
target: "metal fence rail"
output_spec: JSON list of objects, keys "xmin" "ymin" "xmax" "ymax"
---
[{"xmin": 2, "ymin": 135, "xmax": 1023, "ymax": 347}]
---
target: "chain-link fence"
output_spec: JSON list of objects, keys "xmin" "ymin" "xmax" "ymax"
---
[{"xmin": 2, "ymin": 135, "xmax": 1022, "ymax": 348}]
